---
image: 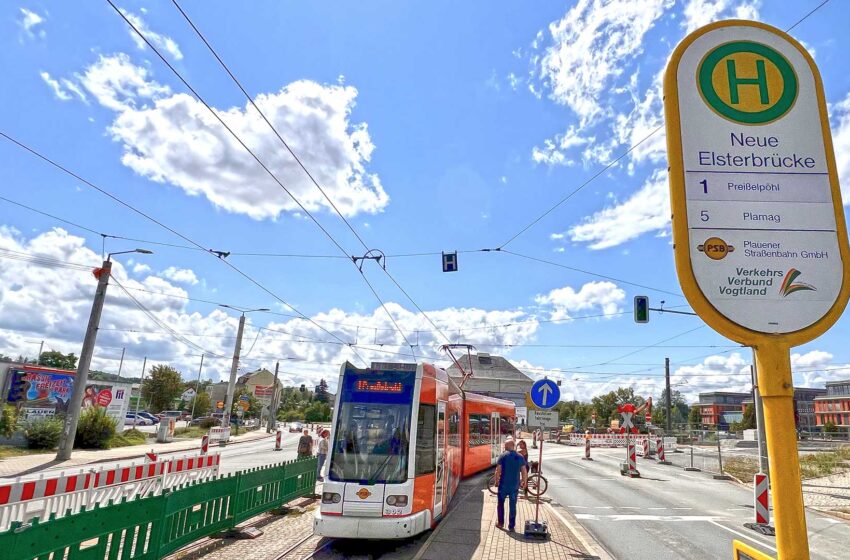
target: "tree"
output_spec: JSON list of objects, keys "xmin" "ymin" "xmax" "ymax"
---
[
  {"xmin": 189, "ymin": 392, "xmax": 211, "ymax": 418},
  {"xmin": 591, "ymin": 388, "xmax": 645, "ymax": 426},
  {"xmin": 823, "ymin": 420, "xmax": 838, "ymax": 433},
  {"xmin": 315, "ymin": 379, "xmax": 331, "ymax": 403},
  {"xmin": 688, "ymin": 406, "xmax": 702, "ymax": 429},
  {"xmin": 143, "ymin": 365, "xmax": 184, "ymax": 413},
  {"xmin": 231, "ymin": 388, "xmax": 261, "ymax": 417},
  {"xmin": 38, "ymin": 350, "xmax": 78, "ymax": 370},
  {"xmin": 741, "ymin": 404, "xmax": 756, "ymax": 430}
]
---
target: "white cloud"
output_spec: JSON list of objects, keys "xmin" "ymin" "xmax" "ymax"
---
[
  {"xmin": 132, "ymin": 263, "xmax": 151, "ymax": 275},
  {"xmin": 830, "ymin": 92, "xmax": 850, "ymax": 204},
  {"xmin": 80, "ymin": 53, "xmax": 171, "ymax": 112},
  {"xmin": 159, "ymin": 266, "xmax": 199, "ymax": 285},
  {"xmin": 0, "ymin": 228, "xmax": 544, "ymax": 389},
  {"xmin": 68, "ymin": 54, "xmax": 389, "ymax": 219},
  {"xmin": 564, "ymin": 168, "xmax": 670, "ymax": 249},
  {"xmin": 682, "ymin": 0, "xmax": 760, "ymax": 34},
  {"xmin": 18, "ymin": 8, "xmax": 45, "ymax": 39},
  {"xmin": 119, "ymin": 8, "xmax": 184, "ymax": 61},
  {"xmin": 536, "ymin": 0, "xmax": 673, "ymax": 125},
  {"xmin": 40, "ymin": 72, "xmax": 71, "ymax": 101},
  {"xmin": 534, "ymin": 281, "xmax": 625, "ymax": 320}
]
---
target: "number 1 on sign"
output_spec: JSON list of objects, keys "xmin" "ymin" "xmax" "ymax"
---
[{"xmin": 699, "ymin": 179, "xmax": 707, "ymax": 194}]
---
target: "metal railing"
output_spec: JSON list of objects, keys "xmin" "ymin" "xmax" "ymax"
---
[{"xmin": 0, "ymin": 456, "xmax": 317, "ymax": 560}]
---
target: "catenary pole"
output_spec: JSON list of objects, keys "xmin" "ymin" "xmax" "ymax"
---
[
  {"xmin": 56, "ymin": 260, "xmax": 112, "ymax": 461},
  {"xmin": 223, "ymin": 313, "xmax": 246, "ymax": 429},
  {"xmin": 135, "ymin": 357, "xmax": 147, "ymax": 419},
  {"xmin": 190, "ymin": 353, "xmax": 205, "ymax": 420},
  {"xmin": 268, "ymin": 361, "xmax": 280, "ymax": 433},
  {"xmin": 665, "ymin": 357, "xmax": 672, "ymax": 433}
]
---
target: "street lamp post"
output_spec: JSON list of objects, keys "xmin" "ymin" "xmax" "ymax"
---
[
  {"xmin": 219, "ymin": 305, "xmax": 268, "ymax": 433},
  {"xmin": 56, "ymin": 249, "xmax": 152, "ymax": 461}
]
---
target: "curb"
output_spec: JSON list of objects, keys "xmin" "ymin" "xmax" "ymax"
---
[
  {"xmin": 546, "ymin": 500, "xmax": 615, "ymax": 560},
  {"xmin": 87, "ymin": 432, "xmax": 276, "ymax": 466}
]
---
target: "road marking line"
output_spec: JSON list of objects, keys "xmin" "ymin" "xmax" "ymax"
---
[
  {"xmin": 678, "ymin": 473, "xmax": 700, "ymax": 479},
  {"xmin": 566, "ymin": 505, "xmax": 588, "ymax": 508},
  {"xmin": 575, "ymin": 514, "xmax": 717, "ymax": 522},
  {"xmin": 647, "ymin": 507, "xmax": 667, "ymax": 510},
  {"xmin": 708, "ymin": 520, "xmax": 777, "ymax": 553},
  {"xmin": 673, "ymin": 507, "xmax": 693, "ymax": 510},
  {"xmin": 545, "ymin": 502, "xmax": 608, "ymax": 559}
]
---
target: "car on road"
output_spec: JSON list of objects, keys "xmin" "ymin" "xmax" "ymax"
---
[
  {"xmin": 124, "ymin": 412, "xmax": 154, "ymax": 426},
  {"xmin": 136, "ymin": 411, "xmax": 160, "ymax": 424},
  {"xmin": 288, "ymin": 421, "xmax": 303, "ymax": 433},
  {"xmin": 189, "ymin": 415, "xmax": 220, "ymax": 427}
]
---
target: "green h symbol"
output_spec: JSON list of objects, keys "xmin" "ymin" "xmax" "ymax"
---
[{"xmin": 726, "ymin": 58, "xmax": 769, "ymax": 105}]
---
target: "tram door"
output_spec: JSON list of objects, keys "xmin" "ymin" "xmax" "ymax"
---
[
  {"xmin": 490, "ymin": 412, "xmax": 501, "ymax": 463},
  {"xmin": 433, "ymin": 402, "xmax": 446, "ymax": 519}
]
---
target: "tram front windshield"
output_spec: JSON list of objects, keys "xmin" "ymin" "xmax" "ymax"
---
[{"xmin": 329, "ymin": 371, "xmax": 413, "ymax": 484}]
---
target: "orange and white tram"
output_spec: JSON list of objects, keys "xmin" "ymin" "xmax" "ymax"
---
[{"xmin": 313, "ymin": 361, "xmax": 515, "ymax": 539}]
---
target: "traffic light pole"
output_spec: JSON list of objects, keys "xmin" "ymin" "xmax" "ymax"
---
[
  {"xmin": 222, "ymin": 313, "xmax": 246, "ymax": 430},
  {"xmin": 56, "ymin": 260, "xmax": 112, "ymax": 461}
]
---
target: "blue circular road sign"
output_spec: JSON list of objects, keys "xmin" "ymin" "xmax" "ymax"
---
[{"xmin": 530, "ymin": 379, "xmax": 560, "ymax": 410}]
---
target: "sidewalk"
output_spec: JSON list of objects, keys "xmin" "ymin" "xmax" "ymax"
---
[
  {"xmin": 414, "ymin": 475, "xmax": 613, "ymax": 560},
  {"xmin": 0, "ymin": 429, "xmax": 274, "ymax": 478}
]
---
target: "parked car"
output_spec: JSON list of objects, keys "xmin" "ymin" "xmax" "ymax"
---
[
  {"xmin": 158, "ymin": 410, "xmax": 184, "ymax": 421},
  {"xmin": 189, "ymin": 415, "xmax": 219, "ymax": 427},
  {"xmin": 288, "ymin": 421, "xmax": 304, "ymax": 433},
  {"xmin": 125, "ymin": 412, "xmax": 153, "ymax": 426},
  {"xmin": 136, "ymin": 411, "xmax": 160, "ymax": 424}
]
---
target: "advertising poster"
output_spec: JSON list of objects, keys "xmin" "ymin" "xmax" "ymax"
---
[
  {"xmin": 5, "ymin": 367, "xmax": 75, "ymax": 420},
  {"xmin": 82, "ymin": 382, "xmax": 132, "ymax": 423}
]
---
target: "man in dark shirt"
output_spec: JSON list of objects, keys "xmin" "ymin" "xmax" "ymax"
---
[{"xmin": 493, "ymin": 437, "xmax": 528, "ymax": 531}]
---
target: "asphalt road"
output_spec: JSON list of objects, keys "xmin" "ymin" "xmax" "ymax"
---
[{"xmin": 541, "ymin": 444, "xmax": 850, "ymax": 559}]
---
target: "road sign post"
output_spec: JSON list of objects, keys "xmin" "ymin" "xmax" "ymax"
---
[{"xmin": 665, "ymin": 20, "xmax": 850, "ymax": 559}]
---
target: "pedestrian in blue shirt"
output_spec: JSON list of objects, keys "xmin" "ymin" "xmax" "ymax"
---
[{"xmin": 494, "ymin": 437, "xmax": 528, "ymax": 531}]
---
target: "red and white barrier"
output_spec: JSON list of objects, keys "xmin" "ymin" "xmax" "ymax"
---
[
  {"xmin": 641, "ymin": 438, "xmax": 651, "ymax": 459},
  {"xmin": 582, "ymin": 436, "xmax": 592, "ymax": 460},
  {"xmin": 0, "ymin": 451, "xmax": 219, "ymax": 531},
  {"xmin": 625, "ymin": 440, "xmax": 640, "ymax": 477},
  {"xmin": 200, "ymin": 434, "xmax": 209, "ymax": 455},
  {"xmin": 209, "ymin": 426, "xmax": 230, "ymax": 446},
  {"xmin": 275, "ymin": 430, "xmax": 282, "ymax": 451},
  {"xmin": 754, "ymin": 473, "xmax": 770, "ymax": 525},
  {"xmin": 569, "ymin": 434, "xmax": 677, "ymax": 451},
  {"xmin": 656, "ymin": 437, "xmax": 672, "ymax": 464}
]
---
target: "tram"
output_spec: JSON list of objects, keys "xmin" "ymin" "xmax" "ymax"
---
[{"xmin": 313, "ymin": 361, "xmax": 516, "ymax": 539}]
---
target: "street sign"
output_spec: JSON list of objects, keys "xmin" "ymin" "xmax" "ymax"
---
[
  {"xmin": 515, "ymin": 406, "xmax": 528, "ymax": 425},
  {"xmin": 530, "ymin": 379, "xmax": 560, "ymax": 410},
  {"xmin": 665, "ymin": 21, "xmax": 849, "ymax": 342},
  {"xmin": 239, "ymin": 395, "xmax": 250, "ymax": 402},
  {"xmin": 528, "ymin": 410, "xmax": 558, "ymax": 429},
  {"xmin": 645, "ymin": 412, "xmax": 652, "ymax": 424},
  {"xmin": 665, "ymin": 21, "xmax": 850, "ymax": 559},
  {"xmin": 239, "ymin": 400, "xmax": 250, "ymax": 410},
  {"xmin": 442, "ymin": 252, "xmax": 458, "ymax": 272},
  {"xmin": 216, "ymin": 401, "xmax": 224, "ymax": 410}
]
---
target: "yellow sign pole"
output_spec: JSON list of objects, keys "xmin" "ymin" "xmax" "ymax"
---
[{"xmin": 754, "ymin": 344, "xmax": 808, "ymax": 558}]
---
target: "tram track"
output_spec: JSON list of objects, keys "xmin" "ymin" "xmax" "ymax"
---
[{"xmin": 268, "ymin": 532, "xmax": 334, "ymax": 560}]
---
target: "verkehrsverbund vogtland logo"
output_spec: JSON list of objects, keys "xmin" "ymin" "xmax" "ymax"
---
[
  {"xmin": 698, "ymin": 41, "xmax": 798, "ymax": 125},
  {"xmin": 779, "ymin": 268, "xmax": 816, "ymax": 297}
]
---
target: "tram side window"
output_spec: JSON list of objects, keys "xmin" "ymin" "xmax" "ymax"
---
[
  {"xmin": 480, "ymin": 415, "xmax": 491, "ymax": 446},
  {"xmin": 416, "ymin": 404, "xmax": 436, "ymax": 475},
  {"xmin": 468, "ymin": 415, "xmax": 479, "ymax": 448},
  {"xmin": 501, "ymin": 417, "xmax": 514, "ymax": 439},
  {"xmin": 449, "ymin": 412, "xmax": 460, "ymax": 448}
]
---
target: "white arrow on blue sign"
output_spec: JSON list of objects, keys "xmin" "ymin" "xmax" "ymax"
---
[{"xmin": 530, "ymin": 379, "xmax": 560, "ymax": 410}]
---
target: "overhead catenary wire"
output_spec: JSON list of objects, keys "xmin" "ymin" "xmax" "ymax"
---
[
  {"xmin": 108, "ymin": 1, "xmax": 421, "ymax": 358},
  {"xmin": 164, "ymin": 0, "xmax": 454, "ymax": 348},
  {"xmin": 0, "ymin": 131, "xmax": 367, "ymax": 366}
]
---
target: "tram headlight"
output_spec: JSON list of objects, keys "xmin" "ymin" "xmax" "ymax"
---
[
  {"xmin": 322, "ymin": 492, "xmax": 341, "ymax": 504},
  {"xmin": 386, "ymin": 495, "xmax": 408, "ymax": 506}
]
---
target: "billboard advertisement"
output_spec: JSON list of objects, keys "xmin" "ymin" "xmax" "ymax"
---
[
  {"xmin": 5, "ymin": 366, "xmax": 75, "ymax": 420},
  {"xmin": 5, "ymin": 366, "xmax": 131, "ymax": 423}
]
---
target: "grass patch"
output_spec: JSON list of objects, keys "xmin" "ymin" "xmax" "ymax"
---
[
  {"xmin": 723, "ymin": 456, "xmax": 760, "ymax": 481},
  {"xmin": 800, "ymin": 449, "xmax": 850, "ymax": 479},
  {"xmin": 0, "ymin": 445, "xmax": 51, "ymax": 459},
  {"xmin": 108, "ymin": 428, "xmax": 150, "ymax": 448},
  {"xmin": 174, "ymin": 427, "xmax": 207, "ymax": 439}
]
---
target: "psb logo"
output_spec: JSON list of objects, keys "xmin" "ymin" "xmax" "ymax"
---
[
  {"xmin": 779, "ymin": 268, "xmax": 816, "ymax": 296},
  {"xmin": 356, "ymin": 488, "xmax": 371, "ymax": 500},
  {"xmin": 698, "ymin": 237, "xmax": 735, "ymax": 260},
  {"xmin": 698, "ymin": 41, "xmax": 797, "ymax": 124}
]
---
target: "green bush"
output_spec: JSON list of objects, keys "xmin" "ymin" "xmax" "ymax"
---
[
  {"xmin": 0, "ymin": 405, "xmax": 19, "ymax": 438},
  {"xmin": 23, "ymin": 417, "xmax": 63, "ymax": 449},
  {"xmin": 74, "ymin": 407, "xmax": 117, "ymax": 449},
  {"xmin": 198, "ymin": 417, "xmax": 219, "ymax": 429},
  {"xmin": 109, "ymin": 428, "xmax": 148, "ymax": 448}
]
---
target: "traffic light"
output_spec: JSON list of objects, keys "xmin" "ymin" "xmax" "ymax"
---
[{"xmin": 634, "ymin": 296, "xmax": 649, "ymax": 323}]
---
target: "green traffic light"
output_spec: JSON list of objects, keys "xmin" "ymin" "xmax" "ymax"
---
[{"xmin": 634, "ymin": 296, "xmax": 649, "ymax": 323}]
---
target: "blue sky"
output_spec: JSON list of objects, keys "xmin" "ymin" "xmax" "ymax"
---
[{"xmin": 2, "ymin": 0, "xmax": 850, "ymax": 402}]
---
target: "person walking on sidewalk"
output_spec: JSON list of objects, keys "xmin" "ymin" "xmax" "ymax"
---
[
  {"xmin": 317, "ymin": 429, "xmax": 329, "ymax": 482},
  {"xmin": 298, "ymin": 428, "xmax": 314, "ymax": 459},
  {"xmin": 493, "ymin": 437, "xmax": 527, "ymax": 531}
]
